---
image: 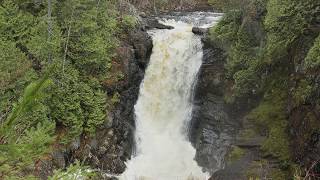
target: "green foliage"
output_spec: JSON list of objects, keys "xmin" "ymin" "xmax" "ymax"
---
[
  {"xmin": 26, "ymin": 15, "xmax": 62, "ymax": 65},
  {"xmin": 47, "ymin": 64, "xmax": 106, "ymax": 142},
  {"xmin": 210, "ymin": 8, "xmax": 264, "ymax": 98},
  {"xmin": 0, "ymin": 75, "xmax": 52, "ymax": 138},
  {"xmin": 233, "ymin": 67, "xmax": 259, "ymax": 97},
  {"xmin": 0, "ymin": 38, "xmax": 38, "ymax": 120},
  {"xmin": 0, "ymin": 0, "xmax": 125, "ymax": 143},
  {"xmin": 292, "ymin": 79, "xmax": 313, "ymax": 106},
  {"xmin": 270, "ymin": 169, "xmax": 288, "ymax": 180},
  {"xmin": 227, "ymin": 146, "xmax": 246, "ymax": 163},
  {"xmin": 110, "ymin": 92, "xmax": 121, "ymax": 105},
  {"xmin": 208, "ymin": 0, "xmax": 249, "ymax": 11},
  {"xmin": 80, "ymin": 82, "xmax": 106, "ymax": 135},
  {"xmin": 0, "ymin": 39, "xmax": 30, "ymax": 89},
  {"xmin": 121, "ymin": 15, "xmax": 138, "ymax": 29},
  {"xmin": 4, "ymin": 121, "xmax": 55, "ymax": 162},
  {"xmin": 0, "ymin": 0, "xmax": 131, "ymax": 178},
  {"xmin": 304, "ymin": 35, "xmax": 320, "ymax": 70},
  {"xmin": 262, "ymin": 123, "xmax": 290, "ymax": 162},
  {"xmin": 0, "ymin": 76, "xmax": 55, "ymax": 179},
  {"xmin": 48, "ymin": 66, "xmax": 84, "ymax": 141},
  {"xmin": 0, "ymin": 0, "xmax": 35, "ymax": 44},
  {"xmin": 247, "ymin": 88, "xmax": 290, "ymax": 162},
  {"xmin": 264, "ymin": 0, "xmax": 318, "ymax": 62},
  {"xmin": 55, "ymin": 0, "xmax": 119, "ymax": 79},
  {"xmin": 210, "ymin": 0, "xmax": 319, "ymax": 178},
  {"xmin": 49, "ymin": 161, "xmax": 96, "ymax": 180},
  {"xmin": 209, "ymin": 10, "xmax": 242, "ymax": 49}
]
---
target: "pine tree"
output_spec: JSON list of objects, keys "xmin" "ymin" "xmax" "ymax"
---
[{"xmin": 0, "ymin": 75, "xmax": 55, "ymax": 179}]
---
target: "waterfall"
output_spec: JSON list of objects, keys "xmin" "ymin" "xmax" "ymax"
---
[{"xmin": 121, "ymin": 12, "xmax": 222, "ymax": 180}]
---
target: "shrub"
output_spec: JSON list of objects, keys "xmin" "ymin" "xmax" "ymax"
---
[
  {"xmin": 49, "ymin": 161, "xmax": 96, "ymax": 180},
  {"xmin": 304, "ymin": 35, "xmax": 320, "ymax": 70},
  {"xmin": 228, "ymin": 146, "xmax": 246, "ymax": 163},
  {"xmin": 122, "ymin": 15, "xmax": 138, "ymax": 29},
  {"xmin": 209, "ymin": 10, "xmax": 243, "ymax": 50},
  {"xmin": 292, "ymin": 79, "xmax": 313, "ymax": 106},
  {"xmin": 264, "ymin": 0, "xmax": 318, "ymax": 62},
  {"xmin": 247, "ymin": 88, "xmax": 291, "ymax": 162}
]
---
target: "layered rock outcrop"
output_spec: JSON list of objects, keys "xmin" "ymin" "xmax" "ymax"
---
[{"xmin": 190, "ymin": 36, "xmax": 235, "ymax": 174}]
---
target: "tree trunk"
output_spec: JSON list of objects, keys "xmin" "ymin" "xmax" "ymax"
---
[
  {"xmin": 47, "ymin": 0, "xmax": 52, "ymax": 63},
  {"xmin": 153, "ymin": 0, "xmax": 158, "ymax": 14}
]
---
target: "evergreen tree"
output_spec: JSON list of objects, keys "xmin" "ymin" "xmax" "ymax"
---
[{"xmin": 0, "ymin": 75, "xmax": 55, "ymax": 179}]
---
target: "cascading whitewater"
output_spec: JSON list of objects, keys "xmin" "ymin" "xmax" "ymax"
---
[{"xmin": 121, "ymin": 13, "xmax": 222, "ymax": 180}]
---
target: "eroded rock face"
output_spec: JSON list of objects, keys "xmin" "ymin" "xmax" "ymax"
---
[
  {"xmin": 192, "ymin": 33, "xmax": 287, "ymax": 180},
  {"xmin": 190, "ymin": 36, "xmax": 266, "ymax": 179},
  {"xmin": 190, "ymin": 37, "xmax": 237, "ymax": 174}
]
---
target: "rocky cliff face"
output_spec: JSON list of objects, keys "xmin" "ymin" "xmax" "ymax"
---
[
  {"xmin": 191, "ymin": 35, "xmax": 279, "ymax": 180},
  {"xmin": 190, "ymin": 36, "xmax": 235, "ymax": 174}
]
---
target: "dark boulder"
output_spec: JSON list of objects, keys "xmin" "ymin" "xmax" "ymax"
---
[
  {"xmin": 192, "ymin": 27, "xmax": 208, "ymax": 35},
  {"xmin": 129, "ymin": 29, "xmax": 153, "ymax": 69},
  {"xmin": 143, "ymin": 18, "xmax": 174, "ymax": 30}
]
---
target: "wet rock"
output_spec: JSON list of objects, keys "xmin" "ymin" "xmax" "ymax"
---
[
  {"xmin": 190, "ymin": 36, "xmax": 234, "ymax": 174},
  {"xmin": 192, "ymin": 27, "xmax": 208, "ymax": 35},
  {"xmin": 211, "ymin": 130, "xmax": 278, "ymax": 180},
  {"xmin": 89, "ymin": 137, "xmax": 98, "ymax": 150},
  {"xmin": 37, "ymin": 160, "xmax": 53, "ymax": 180},
  {"xmin": 139, "ymin": 12, "xmax": 147, "ymax": 18},
  {"xmin": 52, "ymin": 151, "xmax": 66, "ymax": 169},
  {"xmin": 143, "ymin": 18, "xmax": 174, "ymax": 30},
  {"xmin": 192, "ymin": 37, "xmax": 272, "ymax": 179},
  {"xmin": 129, "ymin": 29, "xmax": 153, "ymax": 69},
  {"xmin": 68, "ymin": 137, "xmax": 81, "ymax": 151}
]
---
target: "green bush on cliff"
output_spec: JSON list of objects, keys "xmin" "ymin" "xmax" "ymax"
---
[
  {"xmin": 210, "ymin": 0, "xmax": 320, "ymax": 178},
  {"xmin": 292, "ymin": 79, "xmax": 313, "ymax": 106},
  {"xmin": 122, "ymin": 15, "xmax": 138, "ymax": 29},
  {"xmin": 49, "ymin": 161, "xmax": 96, "ymax": 180},
  {"xmin": 264, "ymin": 0, "xmax": 318, "ymax": 62},
  {"xmin": 227, "ymin": 146, "xmax": 246, "ymax": 163},
  {"xmin": 0, "ymin": 0, "xmax": 134, "ymax": 178},
  {"xmin": 304, "ymin": 35, "xmax": 320, "ymax": 70},
  {"xmin": 209, "ymin": 10, "xmax": 242, "ymax": 49},
  {"xmin": 263, "ymin": 124, "xmax": 290, "ymax": 162},
  {"xmin": 210, "ymin": 8, "xmax": 264, "ymax": 98},
  {"xmin": 233, "ymin": 67, "xmax": 260, "ymax": 97},
  {"xmin": 247, "ymin": 87, "xmax": 291, "ymax": 163},
  {"xmin": 226, "ymin": 27, "xmax": 257, "ymax": 75},
  {"xmin": 48, "ymin": 64, "xmax": 107, "ymax": 142},
  {"xmin": 208, "ymin": 0, "xmax": 251, "ymax": 11}
]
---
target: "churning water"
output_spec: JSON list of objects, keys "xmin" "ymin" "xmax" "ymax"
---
[{"xmin": 121, "ymin": 12, "xmax": 222, "ymax": 180}]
